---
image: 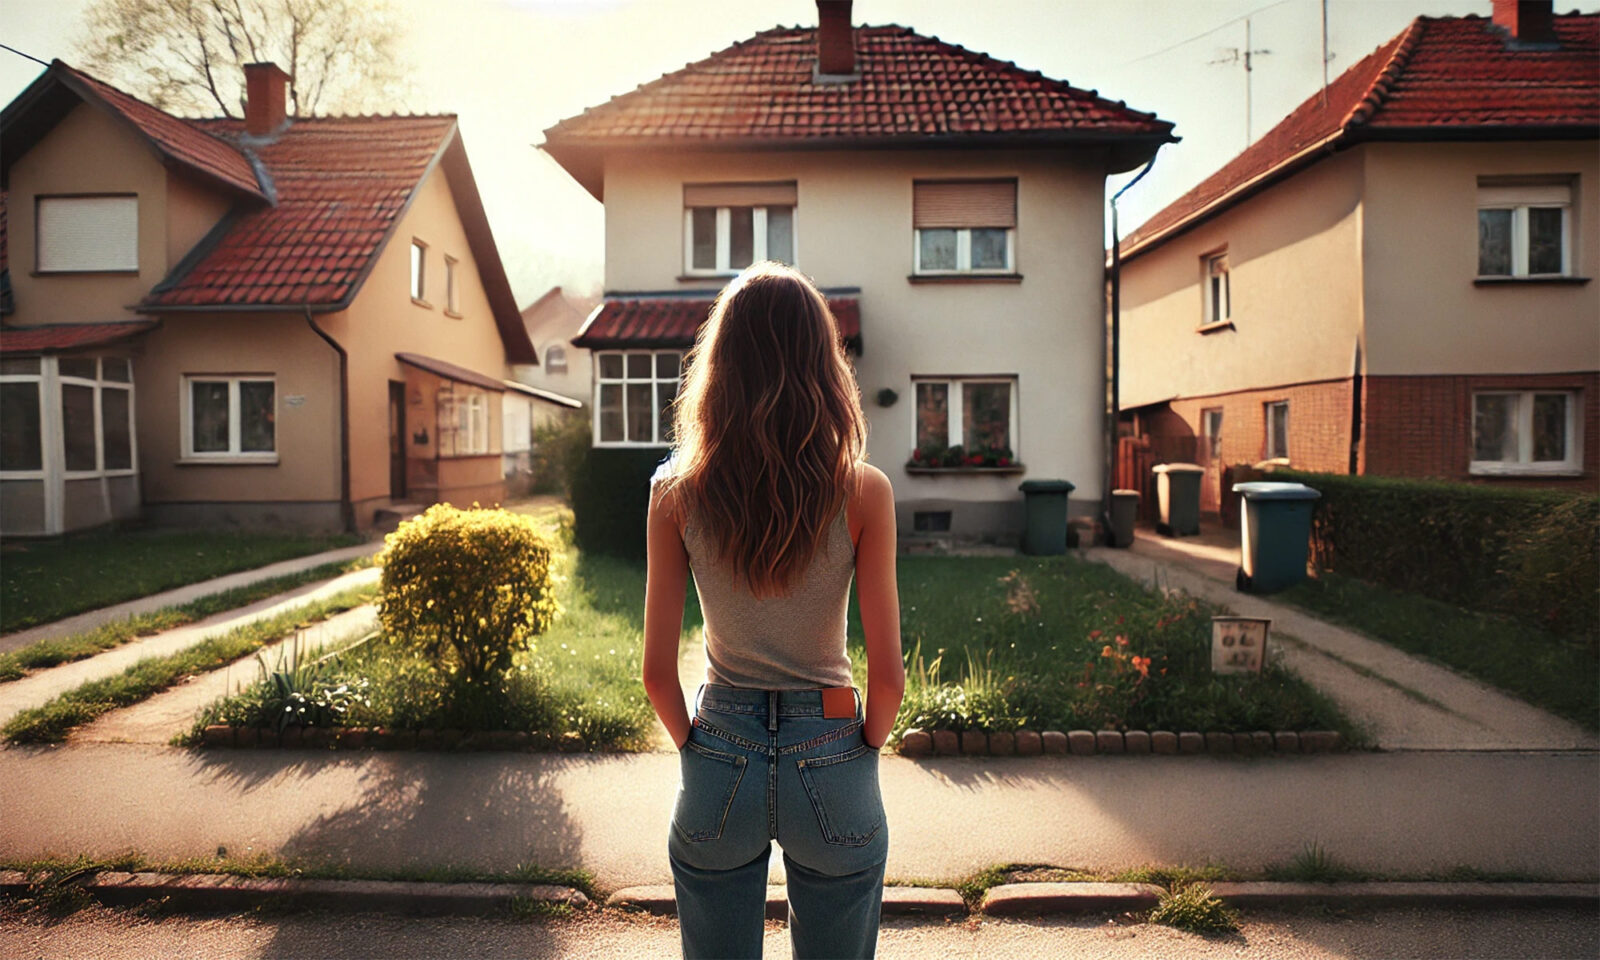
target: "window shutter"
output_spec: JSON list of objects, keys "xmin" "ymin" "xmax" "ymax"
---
[
  {"xmin": 914, "ymin": 180, "xmax": 1017, "ymax": 228},
  {"xmin": 683, "ymin": 182, "xmax": 798, "ymax": 208},
  {"xmin": 1477, "ymin": 182, "xmax": 1571, "ymax": 207},
  {"xmin": 37, "ymin": 196, "xmax": 138, "ymax": 272}
]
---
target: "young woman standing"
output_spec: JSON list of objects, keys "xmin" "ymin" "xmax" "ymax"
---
[{"xmin": 642, "ymin": 261, "xmax": 905, "ymax": 959}]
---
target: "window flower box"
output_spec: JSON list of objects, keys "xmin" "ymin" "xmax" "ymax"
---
[{"xmin": 906, "ymin": 443, "xmax": 1021, "ymax": 474}]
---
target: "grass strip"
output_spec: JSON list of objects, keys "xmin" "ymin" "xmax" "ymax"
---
[
  {"xmin": 0, "ymin": 557, "xmax": 373, "ymax": 684},
  {"xmin": 1277, "ymin": 571, "xmax": 1598, "ymax": 730},
  {"xmin": 1, "ymin": 584, "xmax": 377, "ymax": 744}
]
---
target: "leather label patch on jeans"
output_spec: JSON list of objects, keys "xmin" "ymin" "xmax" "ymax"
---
[{"xmin": 821, "ymin": 686, "xmax": 855, "ymax": 719}]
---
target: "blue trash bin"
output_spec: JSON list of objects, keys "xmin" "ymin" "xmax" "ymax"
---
[{"xmin": 1232, "ymin": 481, "xmax": 1321, "ymax": 593}]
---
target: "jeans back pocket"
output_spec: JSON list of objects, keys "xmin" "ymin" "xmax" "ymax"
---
[
  {"xmin": 795, "ymin": 743, "xmax": 883, "ymax": 846},
  {"xmin": 673, "ymin": 737, "xmax": 748, "ymax": 843}
]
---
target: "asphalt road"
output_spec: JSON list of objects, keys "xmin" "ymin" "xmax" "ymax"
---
[{"xmin": 2, "ymin": 904, "xmax": 1596, "ymax": 959}]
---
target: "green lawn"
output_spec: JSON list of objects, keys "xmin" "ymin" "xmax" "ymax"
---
[
  {"xmin": 1278, "ymin": 571, "xmax": 1598, "ymax": 731},
  {"xmin": 1, "ymin": 528, "xmax": 362, "ymax": 633}
]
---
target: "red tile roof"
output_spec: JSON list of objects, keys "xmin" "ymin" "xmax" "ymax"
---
[
  {"xmin": 59, "ymin": 64, "xmax": 266, "ymax": 200},
  {"xmin": 574, "ymin": 293, "xmax": 861, "ymax": 350},
  {"xmin": 0, "ymin": 321, "xmax": 158, "ymax": 355},
  {"xmin": 144, "ymin": 115, "xmax": 457, "ymax": 308},
  {"xmin": 543, "ymin": 24, "xmax": 1174, "ymax": 195},
  {"xmin": 1122, "ymin": 13, "xmax": 1600, "ymax": 258}
]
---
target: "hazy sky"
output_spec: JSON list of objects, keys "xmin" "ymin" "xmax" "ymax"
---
[{"xmin": 1, "ymin": 0, "xmax": 1515, "ymax": 305}]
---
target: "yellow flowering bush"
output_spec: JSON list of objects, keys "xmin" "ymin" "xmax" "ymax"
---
[{"xmin": 378, "ymin": 504, "xmax": 560, "ymax": 687}]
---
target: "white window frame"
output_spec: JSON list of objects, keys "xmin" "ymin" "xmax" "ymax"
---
[
  {"xmin": 912, "ymin": 227, "xmax": 1015, "ymax": 276},
  {"xmin": 410, "ymin": 239, "xmax": 428, "ymax": 302},
  {"xmin": 1264, "ymin": 401, "xmax": 1289, "ymax": 461},
  {"xmin": 36, "ymin": 195, "xmax": 139, "ymax": 273},
  {"xmin": 1477, "ymin": 183, "xmax": 1572, "ymax": 279},
  {"xmin": 443, "ymin": 255, "xmax": 460, "ymax": 314},
  {"xmin": 910, "ymin": 376, "xmax": 1020, "ymax": 455},
  {"xmin": 57, "ymin": 358, "xmax": 136, "ymax": 479},
  {"xmin": 1201, "ymin": 407, "xmax": 1224, "ymax": 461},
  {"xmin": 682, "ymin": 206, "xmax": 797, "ymax": 276},
  {"xmin": 593, "ymin": 349, "xmax": 682, "ymax": 447},
  {"xmin": 0, "ymin": 359, "xmax": 48, "ymax": 481},
  {"xmin": 180, "ymin": 374, "xmax": 277, "ymax": 462},
  {"xmin": 1470, "ymin": 390, "xmax": 1582, "ymax": 476},
  {"xmin": 436, "ymin": 382, "xmax": 492, "ymax": 458},
  {"xmin": 544, "ymin": 344, "xmax": 568, "ymax": 374},
  {"xmin": 1201, "ymin": 252, "xmax": 1231, "ymax": 328}
]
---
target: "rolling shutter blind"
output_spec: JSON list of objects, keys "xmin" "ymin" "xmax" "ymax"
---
[
  {"xmin": 1477, "ymin": 182, "xmax": 1570, "ymax": 207},
  {"xmin": 913, "ymin": 180, "xmax": 1016, "ymax": 228},
  {"xmin": 683, "ymin": 182, "xmax": 798, "ymax": 208},
  {"xmin": 37, "ymin": 196, "xmax": 138, "ymax": 272}
]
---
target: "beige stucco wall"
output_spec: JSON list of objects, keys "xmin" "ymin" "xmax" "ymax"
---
[
  {"xmin": 135, "ymin": 312, "xmax": 341, "ymax": 506},
  {"xmin": 603, "ymin": 147, "xmax": 1113, "ymax": 507},
  {"xmin": 322, "ymin": 162, "xmax": 509, "ymax": 520},
  {"xmin": 165, "ymin": 170, "xmax": 234, "ymax": 270},
  {"xmin": 1118, "ymin": 148, "xmax": 1366, "ymax": 410},
  {"xmin": 6, "ymin": 103, "xmax": 170, "ymax": 326},
  {"xmin": 1360, "ymin": 140, "xmax": 1600, "ymax": 376}
]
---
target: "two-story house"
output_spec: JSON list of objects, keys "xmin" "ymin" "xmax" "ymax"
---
[
  {"xmin": 0, "ymin": 60, "xmax": 537, "ymax": 536},
  {"xmin": 1117, "ymin": 1, "xmax": 1598, "ymax": 514},
  {"xmin": 541, "ymin": 0, "xmax": 1174, "ymax": 542}
]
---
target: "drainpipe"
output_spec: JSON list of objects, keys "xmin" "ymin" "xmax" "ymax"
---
[
  {"xmin": 1104, "ymin": 155, "xmax": 1158, "ymax": 542},
  {"xmin": 304, "ymin": 305, "xmax": 354, "ymax": 533}
]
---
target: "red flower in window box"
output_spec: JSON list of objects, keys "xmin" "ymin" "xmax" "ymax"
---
[
  {"xmin": 966, "ymin": 455, "xmax": 983, "ymax": 466},
  {"xmin": 912, "ymin": 448, "xmax": 923, "ymax": 461},
  {"xmin": 998, "ymin": 456, "xmax": 1011, "ymax": 466}
]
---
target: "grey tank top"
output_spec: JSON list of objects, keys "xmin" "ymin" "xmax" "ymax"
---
[{"xmin": 677, "ymin": 490, "xmax": 857, "ymax": 690}]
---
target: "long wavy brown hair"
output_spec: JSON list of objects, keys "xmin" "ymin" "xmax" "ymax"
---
[{"xmin": 658, "ymin": 261, "xmax": 867, "ymax": 598}]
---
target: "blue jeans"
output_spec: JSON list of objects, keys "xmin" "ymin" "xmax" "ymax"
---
[{"xmin": 669, "ymin": 682, "xmax": 889, "ymax": 959}]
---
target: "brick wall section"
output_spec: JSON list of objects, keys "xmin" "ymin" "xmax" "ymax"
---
[
  {"xmin": 1155, "ymin": 379, "xmax": 1355, "ymax": 472},
  {"xmin": 1364, "ymin": 372, "xmax": 1598, "ymax": 488}
]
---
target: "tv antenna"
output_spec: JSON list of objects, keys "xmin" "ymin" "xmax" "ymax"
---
[{"xmin": 1209, "ymin": 17, "xmax": 1273, "ymax": 146}]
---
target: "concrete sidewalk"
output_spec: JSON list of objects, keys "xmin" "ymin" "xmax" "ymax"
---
[
  {"xmin": 1084, "ymin": 534, "xmax": 1597, "ymax": 752},
  {"xmin": 0, "ymin": 541, "xmax": 380, "ymax": 655},
  {"xmin": 0, "ymin": 743, "xmax": 1595, "ymax": 889}
]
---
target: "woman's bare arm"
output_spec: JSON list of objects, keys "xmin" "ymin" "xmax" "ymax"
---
[
  {"xmin": 854, "ymin": 464, "xmax": 905, "ymax": 749},
  {"xmin": 643, "ymin": 482, "xmax": 692, "ymax": 749}
]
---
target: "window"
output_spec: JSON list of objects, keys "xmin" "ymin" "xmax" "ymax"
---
[
  {"xmin": 444, "ymin": 255, "xmax": 459, "ymax": 314},
  {"xmin": 1478, "ymin": 180, "xmax": 1572, "ymax": 278},
  {"xmin": 1201, "ymin": 408, "xmax": 1224, "ymax": 461},
  {"xmin": 912, "ymin": 376, "xmax": 1017, "ymax": 462},
  {"xmin": 1264, "ymin": 401, "xmax": 1289, "ymax": 461},
  {"xmin": 183, "ymin": 375, "xmax": 275, "ymax": 459},
  {"xmin": 1472, "ymin": 390, "xmax": 1580, "ymax": 474},
  {"xmin": 1, "ymin": 359, "xmax": 43, "ymax": 472},
  {"xmin": 545, "ymin": 345, "xmax": 568, "ymax": 374},
  {"xmin": 437, "ymin": 382, "xmax": 490, "ymax": 456},
  {"xmin": 683, "ymin": 182, "xmax": 797, "ymax": 274},
  {"xmin": 1202, "ymin": 253, "xmax": 1231, "ymax": 326},
  {"xmin": 55, "ymin": 357, "xmax": 137, "ymax": 475},
  {"xmin": 37, "ymin": 195, "xmax": 138, "ymax": 272},
  {"xmin": 912, "ymin": 180, "xmax": 1016, "ymax": 274},
  {"xmin": 594, "ymin": 350, "xmax": 681, "ymax": 445},
  {"xmin": 913, "ymin": 511, "xmax": 952, "ymax": 533},
  {"xmin": 410, "ymin": 240, "xmax": 427, "ymax": 301}
]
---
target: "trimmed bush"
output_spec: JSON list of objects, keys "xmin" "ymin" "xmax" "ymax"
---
[
  {"xmin": 530, "ymin": 412, "xmax": 592, "ymax": 496},
  {"xmin": 570, "ymin": 446, "xmax": 666, "ymax": 560},
  {"xmin": 378, "ymin": 505, "xmax": 560, "ymax": 686},
  {"xmin": 1279, "ymin": 470, "xmax": 1598, "ymax": 641}
]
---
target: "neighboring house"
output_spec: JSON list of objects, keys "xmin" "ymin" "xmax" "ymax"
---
[
  {"xmin": 515, "ymin": 285, "xmax": 598, "ymax": 414},
  {"xmin": 541, "ymin": 0, "xmax": 1173, "ymax": 540},
  {"xmin": 1117, "ymin": 1, "xmax": 1598, "ymax": 513},
  {"xmin": 0, "ymin": 60, "xmax": 536, "ymax": 536}
]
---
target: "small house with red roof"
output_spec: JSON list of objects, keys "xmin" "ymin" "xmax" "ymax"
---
[
  {"xmin": 0, "ymin": 60, "xmax": 536, "ymax": 536},
  {"xmin": 1117, "ymin": 0, "xmax": 1598, "ymax": 512},
  {"xmin": 541, "ymin": 0, "xmax": 1174, "ymax": 541}
]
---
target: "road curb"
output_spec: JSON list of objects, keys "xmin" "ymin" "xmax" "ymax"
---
[
  {"xmin": 0, "ymin": 870, "xmax": 588, "ymax": 915},
  {"xmin": 981, "ymin": 882, "xmax": 1164, "ymax": 915},
  {"xmin": 1207, "ymin": 881, "xmax": 1600, "ymax": 909},
  {"xmin": 606, "ymin": 884, "xmax": 967, "ymax": 917}
]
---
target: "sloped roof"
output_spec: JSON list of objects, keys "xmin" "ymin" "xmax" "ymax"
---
[
  {"xmin": 1122, "ymin": 13, "xmax": 1600, "ymax": 258},
  {"xmin": 0, "ymin": 320, "xmax": 158, "ymax": 355},
  {"xmin": 543, "ymin": 24, "xmax": 1176, "ymax": 196},
  {"xmin": 574, "ymin": 291, "xmax": 861, "ymax": 351}
]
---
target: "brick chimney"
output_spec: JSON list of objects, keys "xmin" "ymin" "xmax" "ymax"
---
[
  {"xmin": 244, "ymin": 62, "xmax": 291, "ymax": 136},
  {"xmin": 1492, "ymin": 0, "xmax": 1556, "ymax": 44},
  {"xmin": 817, "ymin": 1, "xmax": 856, "ymax": 76}
]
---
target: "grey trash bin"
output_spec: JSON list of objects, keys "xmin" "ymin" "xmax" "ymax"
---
[
  {"xmin": 1108, "ymin": 489, "xmax": 1140, "ymax": 548},
  {"xmin": 1152, "ymin": 462, "xmax": 1205, "ymax": 537},
  {"xmin": 1232, "ymin": 481, "xmax": 1321, "ymax": 594},
  {"xmin": 1018, "ymin": 479, "xmax": 1075, "ymax": 555}
]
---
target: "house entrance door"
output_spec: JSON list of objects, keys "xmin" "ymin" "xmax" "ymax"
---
[{"xmin": 388, "ymin": 381, "xmax": 406, "ymax": 499}]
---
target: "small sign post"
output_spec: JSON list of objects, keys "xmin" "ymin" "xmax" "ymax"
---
[{"xmin": 1211, "ymin": 616, "xmax": 1271, "ymax": 675}]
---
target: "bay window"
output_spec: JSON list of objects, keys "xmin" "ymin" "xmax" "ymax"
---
[
  {"xmin": 684, "ymin": 182, "xmax": 797, "ymax": 274},
  {"xmin": 595, "ymin": 350, "xmax": 681, "ymax": 446}
]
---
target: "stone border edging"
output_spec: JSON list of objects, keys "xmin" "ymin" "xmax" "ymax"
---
[
  {"xmin": 0, "ymin": 870, "xmax": 588, "ymax": 915},
  {"xmin": 895, "ymin": 728, "xmax": 1345, "ymax": 757},
  {"xmin": 1206, "ymin": 881, "xmax": 1600, "ymax": 909},
  {"xmin": 606, "ymin": 884, "xmax": 967, "ymax": 918}
]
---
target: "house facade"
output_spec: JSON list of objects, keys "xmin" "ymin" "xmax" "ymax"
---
[
  {"xmin": 542, "ymin": 0, "xmax": 1173, "ymax": 540},
  {"xmin": 0, "ymin": 60, "xmax": 535, "ymax": 536},
  {"xmin": 1117, "ymin": 2, "xmax": 1598, "ymax": 510},
  {"xmin": 516, "ymin": 285, "xmax": 597, "ymax": 413}
]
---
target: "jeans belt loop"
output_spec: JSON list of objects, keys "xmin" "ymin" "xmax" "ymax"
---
[{"xmin": 767, "ymin": 690, "xmax": 780, "ymax": 732}]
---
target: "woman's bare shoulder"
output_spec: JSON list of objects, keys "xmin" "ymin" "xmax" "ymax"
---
[{"xmin": 847, "ymin": 462, "xmax": 894, "ymax": 537}]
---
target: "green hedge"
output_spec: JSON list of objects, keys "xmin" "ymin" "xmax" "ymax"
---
[
  {"xmin": 1278, "ymin": 470, "xmax": 1598, "ymax": 641},
  {"xmin": 570, "ymin": 446, "xmax": 667, "ymax": 560}
]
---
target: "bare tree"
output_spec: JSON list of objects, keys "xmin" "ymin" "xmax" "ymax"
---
[{"xmin": 77, "ymin": 0, "xmax": 410, "ymax": 118}]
